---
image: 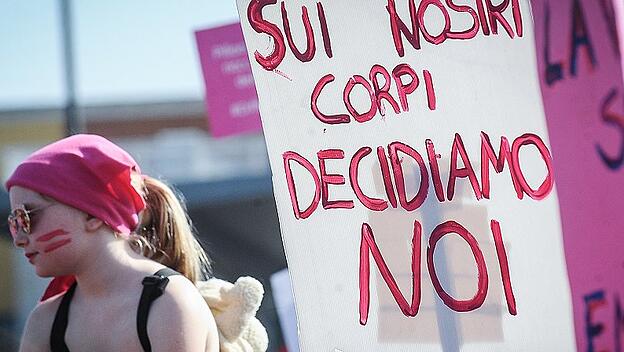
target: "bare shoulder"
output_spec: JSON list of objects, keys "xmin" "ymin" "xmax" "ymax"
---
[
  {"xmin": 19, "ymin": 294, "xmax": 63, "ymax": 352},
  {"xmin": 148, "ymin": 275, "xmax": 219, "ymax": 352}
]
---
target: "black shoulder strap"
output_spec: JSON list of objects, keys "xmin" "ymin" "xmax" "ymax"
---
[
  {"xmin": 137, "ymin": 268, "xmax": 180, "ymax": 352},
  {"xmin": 50, "ymin": 282, "xmax": 77, "ymax": 352}
]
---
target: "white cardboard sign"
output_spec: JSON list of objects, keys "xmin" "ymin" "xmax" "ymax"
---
[{"xmin": 236, "ymin": 1, "xmax": 575, "ymax": 350}]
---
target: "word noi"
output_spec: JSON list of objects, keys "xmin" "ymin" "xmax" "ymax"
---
[
  {"xmin": 283, "ymin": 132, "xmax": 553, "ymax": 219},
  {"xmin": 359, "ymin": 218, "xmax": 516, "ymax": 325}
]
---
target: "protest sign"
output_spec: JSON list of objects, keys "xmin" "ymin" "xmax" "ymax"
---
[
  {"xmin": 195, "ymin": 22, "xmax": 262, "ymax": 137},
  {"xmin": 237, "ymin": 1, "xmax": 576, "ymax": 350},
  {"xmin": 532, "ymin": 0, "xmax": 624, "ymax": 350}
]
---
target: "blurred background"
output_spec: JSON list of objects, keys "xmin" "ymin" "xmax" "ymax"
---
[{"xmin": 0, "ymin": 1, "xmax": 293, "ymax": 351}]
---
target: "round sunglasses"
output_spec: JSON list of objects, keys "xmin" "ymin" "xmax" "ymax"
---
[{"xmin": 7, "ymin": 204, "xmax": 53, "ymax": 238}]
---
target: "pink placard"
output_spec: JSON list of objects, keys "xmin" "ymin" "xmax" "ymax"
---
[
  {"xmin": 532, "ymin": 0, "xmax": 624, "ymax": 350},
  {"xmin": 195, "ymin": 22, "xmax": 261, "ymax": 137}
]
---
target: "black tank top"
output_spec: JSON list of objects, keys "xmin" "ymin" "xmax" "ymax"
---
[{"xmin": 49, "ymin": 268, "xmax": 180, "ymax": 352}]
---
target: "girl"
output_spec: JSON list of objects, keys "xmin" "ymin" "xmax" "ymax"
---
[{"xmin": 6, "ymin": 134, "xmax": 219, "ymax": 351}]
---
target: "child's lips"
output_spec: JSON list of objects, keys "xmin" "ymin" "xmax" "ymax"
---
[{"xmin": 25, "ymin": 252, "xmax": 38, "ymax": 263}]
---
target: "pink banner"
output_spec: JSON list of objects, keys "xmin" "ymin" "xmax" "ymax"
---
[
  {"xmin": 532, "ymin": 0, "xmax": 624, "ymax": 350},
  {"xmin": 195, "ymin": 22, "xmax": 261, "ymax": 137}
]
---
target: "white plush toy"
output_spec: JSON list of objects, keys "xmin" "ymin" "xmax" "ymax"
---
[{"xmin": 195, "ymin": 277, "xmax": 269, "ymax": 352}]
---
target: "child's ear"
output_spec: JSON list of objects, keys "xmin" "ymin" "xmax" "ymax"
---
[{"xmin": 85, "ymin": 214, "xmax": 105, "ymax": 232}]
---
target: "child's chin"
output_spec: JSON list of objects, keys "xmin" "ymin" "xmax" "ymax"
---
[{"xmin": 34, "ymin": 267, "xmax": 55, "ymax": 278}]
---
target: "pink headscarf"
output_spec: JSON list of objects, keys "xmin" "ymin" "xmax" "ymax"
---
[{"xmin": 5, "ymin": 134, "xmax": 147, "ymax": 300}]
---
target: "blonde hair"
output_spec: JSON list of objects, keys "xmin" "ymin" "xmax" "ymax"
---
[{"xmin": 128, "ymin": 176, "xmax": 212, "ymax": 282}]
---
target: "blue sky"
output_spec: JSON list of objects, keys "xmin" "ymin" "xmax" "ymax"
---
[{"xmin": 0, "ymin": 0, "xmax": 240, "ymax": 109}]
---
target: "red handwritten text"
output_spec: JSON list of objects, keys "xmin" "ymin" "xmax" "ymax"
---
[
  {"xmin": 386, "ymin": 0, "xmax": 523, "ymax": 57},
  {"xmin": 247, "ymin": 0, "xmax": 333, "ymax": 71},
  {"xmin": 359, "ymin": 218, "xmax": 515, "ymax": 325},
  {"xmin": 283, "ymin": 132, "xmax": 554, "ymax": 219},
  {"xmin": 311, "ymin": 63, "xmax": 436, "ymax": 124}
]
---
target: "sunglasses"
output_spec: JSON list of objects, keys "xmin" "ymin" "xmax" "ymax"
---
[{"xmin": 7, "ymin": 204, "xmax": 52, "ymax": 238}]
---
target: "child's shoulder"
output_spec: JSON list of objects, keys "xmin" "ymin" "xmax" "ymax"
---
[
  {"xmin": 20, "ymin": 293, "xmax": 64, "ymax": 350},
  {"xmin": 144, "ymin": 274, "xmax": 219, "ymax": 350}
]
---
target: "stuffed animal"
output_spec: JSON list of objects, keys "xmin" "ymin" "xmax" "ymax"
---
[{"xmin": 196, "ymin": 277, "xmax": 269, "ymax": 352}]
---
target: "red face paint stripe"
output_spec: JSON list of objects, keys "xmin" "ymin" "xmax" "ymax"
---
[
  {"xmin": 36, "ymin": 229, "xmax": 70, "ymax": 242},
  {"xmin": 43, "ymin": 239, "xmax": 72, "ymax": 253}
]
